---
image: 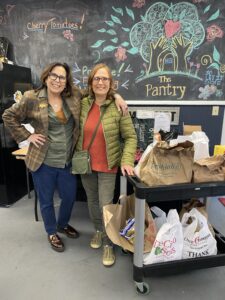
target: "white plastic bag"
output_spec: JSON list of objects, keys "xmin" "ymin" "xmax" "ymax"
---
[
  {"xmin": 134, "ymin": 142, "xmax": 156, "ymax": 178},
  {"xmin": 191, "ymin": 131, "xmax": 209, "ymax": 161},
  {"xmin": 143, "ymin": 209, "xmax": 183, "ymax": 264},
  {"xmin": 175, "ymin": 131, "xmax": 209, "ymax": 161},
  {"xmin": 150, "ymin": 206, "xmax": 167, "ymax": 232},
  {"xmin": 181, "ymin": 208, "xmax": 217, "ymax": 259}
]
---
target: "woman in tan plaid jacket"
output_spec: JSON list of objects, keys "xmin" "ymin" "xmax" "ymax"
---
[
  {"xmin": 3, "ymin": 62, "xmax": 82, "ymax": 252},
  {"xmin": 3, "ymin": 62, "xmax": 127, "ymax": 253}
]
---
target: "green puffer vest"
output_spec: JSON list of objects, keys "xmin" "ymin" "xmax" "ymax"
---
[{"xmin": 76, "ymin": 96, "xmax": 137, "ymax": 169}]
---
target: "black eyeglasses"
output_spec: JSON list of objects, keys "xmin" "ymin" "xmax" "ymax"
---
[
  {"xmin": 49, "ymin": 72, "xmax": 66, "ymax": 83},
  {"xmin": 93, "ymin": 77, "xmax": 110, "ymax": 82}
]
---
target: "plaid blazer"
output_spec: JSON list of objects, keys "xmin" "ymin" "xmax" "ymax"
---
[{"xmin": 2, "ymin": 88, "xmax": 81, "ymax": 171}]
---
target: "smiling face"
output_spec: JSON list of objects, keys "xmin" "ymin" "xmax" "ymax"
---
[
  {"xmin": 45, "ymin": 66, "xmax": 67, "ymax": 96},
  {"xmin": 91, "ymin": 67, "xmax": 111, "ymax": 99}
]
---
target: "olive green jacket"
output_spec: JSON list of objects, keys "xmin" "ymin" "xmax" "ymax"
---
[
  {"xmin": 2, "ymin": 88, "xmax": 81, "ymax": 171},
  {"xmin": 76, "ymin": 96, "xmax": 137, "ymax": 169}
]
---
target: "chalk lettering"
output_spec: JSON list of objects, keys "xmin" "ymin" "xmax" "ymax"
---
[
  {"xmin": 27, "ymin": 17, "xmax": 79, "ymax": 33},
  {"xmin": 159, "ymin": 75, "xmax": 171, "ymax": 83},
  {"xmin": 146, "ymin": 84, "xmax": 186, "ymax": 99}
]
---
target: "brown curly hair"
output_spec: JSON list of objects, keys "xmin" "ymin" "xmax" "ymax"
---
[{"xmin": 37, "ymin": 62, "xmax": 74, "ymax": 97}]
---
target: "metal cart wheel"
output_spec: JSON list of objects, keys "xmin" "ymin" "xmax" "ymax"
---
[{"xmin": 135, "ymin": 281, "xmax": 150, "ymax": 295}]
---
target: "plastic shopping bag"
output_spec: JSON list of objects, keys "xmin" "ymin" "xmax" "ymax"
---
[
  {"xmin": 179, "ymin": 199, "xmax": 215, "ymax": 237},
  {"xmin": 134, "ymin": 143, "xmax": 154, "ymax": 178},
  {"xmin": 150, "ymin": 206, "xmax": 167, "ymax": 232},
  {"xmin": 143, "ymin": 209, "xmax": 183, "ymax": 264},
  {"xmin": 181, "ymin": 208, "xmax": 217, "ymax": 259}
]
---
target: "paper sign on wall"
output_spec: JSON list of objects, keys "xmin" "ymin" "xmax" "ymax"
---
[{"xmin": 154, "ymin": 112, "xmax": 171, "ymax": 132}]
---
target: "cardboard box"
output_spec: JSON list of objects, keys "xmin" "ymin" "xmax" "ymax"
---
[{"xmin": 183, "ymin": 125, "xmax": 202, "ymax": 135}]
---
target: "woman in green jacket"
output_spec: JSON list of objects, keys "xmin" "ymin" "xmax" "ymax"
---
[{"xmin": 76, "ymin": 63, "xmax": 137, "ymax": 267}]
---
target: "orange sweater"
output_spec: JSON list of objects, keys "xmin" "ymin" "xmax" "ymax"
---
[{"xmin": 83, "ymin": 103, "xmax": 117, "ymax": 173}]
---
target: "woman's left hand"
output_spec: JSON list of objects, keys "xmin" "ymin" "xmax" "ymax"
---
[
  {"xmin": 121, "ymin": 165, "xmax": 134, "ymax": 176},
  {"xmin": 114, "ymin": 93, "xmax": 128, "ymax": 116}
]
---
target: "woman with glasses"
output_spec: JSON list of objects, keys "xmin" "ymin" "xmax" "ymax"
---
[
  {"xmin": 2, "ymin": 62, "xmax": 127, "ymax": 252},
  {"xmin": 75, "ymin": 63, "xmax": 137, "ymax": 267}
]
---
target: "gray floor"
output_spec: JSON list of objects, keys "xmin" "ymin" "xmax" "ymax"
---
[{"xmin": 1, "ymin": 193, "xmax": 225, "ymax": 300}]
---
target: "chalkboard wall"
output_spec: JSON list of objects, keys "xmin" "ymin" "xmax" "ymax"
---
[
  {"xmin": 0, "ymin": 0, "xmax": 225, "ymax": 103},
  {"xmin": 1, "ymin": 0, "xmax": 225, "ymax": 154}
]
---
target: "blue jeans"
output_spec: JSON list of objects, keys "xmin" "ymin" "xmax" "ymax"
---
[{"xmin": 32, "ymin": 164, "xmax": 77, "ymax": 235}]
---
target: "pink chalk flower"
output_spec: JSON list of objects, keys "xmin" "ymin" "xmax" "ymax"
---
[
  {"xmin": 132, "ymin": 0, "xmax": 145, "ymax": 8},
  {"xmin": 63, "ymin": 30, "xmax": 74, "ymax": 42},
  {"xmin": 206, "ymin": 25, "xmax": 224, "ymax": 42},
  {"xmin": 115, "ymin": 46, "xmax": 127, "ymax": 62}
]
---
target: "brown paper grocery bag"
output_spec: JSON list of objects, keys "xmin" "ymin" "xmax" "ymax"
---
[
  {"xmin": 193, "ymin": 155, "xmax": 225, "ymax": 183},
  {"xmin": 140, "ymin": 141, "xmax": 194, "ymax": 186},
  {"xmin": 103, "ymin": 194, "xmax": 157, "ymax": 253}
]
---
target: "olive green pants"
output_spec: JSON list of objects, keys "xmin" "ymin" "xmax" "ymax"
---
[{"xmin": 81, "ymin": 171, "xmax": 116, "ymax": 245}]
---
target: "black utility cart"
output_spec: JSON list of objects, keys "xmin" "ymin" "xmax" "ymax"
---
[{"xmin": 127, "ymin": 176, "xmax": 225, "ymax": 295}]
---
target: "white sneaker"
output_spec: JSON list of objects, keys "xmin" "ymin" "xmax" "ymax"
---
[{"xmin": 102, "ymin": 245, "xmax": 115, "ymax": 267}]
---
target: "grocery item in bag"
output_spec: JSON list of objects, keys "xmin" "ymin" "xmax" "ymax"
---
[{"xmin": 103, "ymin": 194, "xmax": 157, "ymax": 253}]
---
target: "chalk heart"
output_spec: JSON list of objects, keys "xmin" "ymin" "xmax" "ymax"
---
[{"xmin": 165, "ymin": 20, "xmax": 181, "ymax": 38}]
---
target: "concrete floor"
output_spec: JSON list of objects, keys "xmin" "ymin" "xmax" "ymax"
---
[{"xmin": 0, "ymin": 193, "xmax": 225, "ymax": 300}]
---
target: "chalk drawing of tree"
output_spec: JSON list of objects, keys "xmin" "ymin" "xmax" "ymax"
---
[
  {"xmin": 130, "ymin": 2, "xmax": 205, "ymax": 78},
  {"xmin": 91, "ymin": 2, "xmax": 223, "ymax": 81}
]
